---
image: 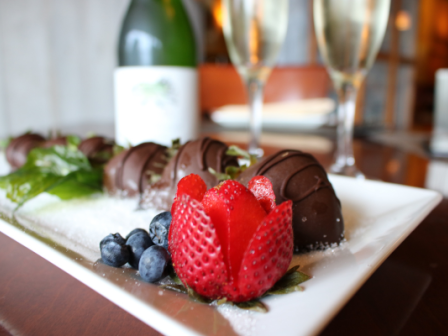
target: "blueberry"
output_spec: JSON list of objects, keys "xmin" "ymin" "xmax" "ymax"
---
[
  {"xmin": 125, "ymin": 228, "xmax": 148, "ymax": 240},
  {"xmin": 126, "ymin": 231, "xmax": 154, "ymax": 269},
  {"xmin": 139, "ymin": 245, "xmax": 171, "ymax": 283},
  {"xmin": 100, "ymin": 233, "xmax": 126, "ymax": 250},
  {"xmin": 100, "ymin": 241, "xmax": 130, "ymax": 267},
  {"xmin": 149, "ymin": 211, "xmax": 172, "ymax": 249}
]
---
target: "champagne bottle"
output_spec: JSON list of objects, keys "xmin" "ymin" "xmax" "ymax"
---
[{"xmin": 114, "ymin": 0, "xmax": 198, "ymax": 147}]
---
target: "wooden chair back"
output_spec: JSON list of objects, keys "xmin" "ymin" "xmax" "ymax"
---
[{"xmin": 199, "ymin": 64, "xmax": 331, "ymax": 114}]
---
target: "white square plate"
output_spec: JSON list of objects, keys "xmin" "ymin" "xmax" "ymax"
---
[{"xmin": 0, "ymin": 174, "xmax": 442, "ymax": 336}]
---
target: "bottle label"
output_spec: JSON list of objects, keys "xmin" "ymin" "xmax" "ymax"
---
[{"xmin": 114, "ymin": 66, "xmax": 198, "ymax": 147}]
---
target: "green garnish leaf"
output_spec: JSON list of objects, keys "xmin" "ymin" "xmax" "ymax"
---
[
  {"xmin": 234, "ymin": 299, "xmax": 268, "ymax": 313},
  {"xmin": 265, "ymin": 265, "xmax": 311, "ymax": 296},
  {"xmin": 47, "ymin": 169, "xmax": 103, "ymax": 200},
  {"xmin": 2, "ymin": 172, "xmax": 64, "ymax": 207},
  {"xmin": 0, "ymin": 145, "xmax": 103, "ymax": 208},
  {"xmin": 186, "ymin": 285, "xmax": 213, "ymax": 304},
  {"xmin": 208, "ymin": 165, "xmax": 248, "ymax": 181},
  {"xmin": 169, "ymin": 272, "xmax": 183, "ymax": 285},
  {"xmin": 225, "ymin": 165, "xmax": 248, "ymax": 179},
  {"xmin": 113, "ymin": 144, "xmax": 125, "ymax": 156},
  {"xmin": 226, "ymin": 145, "xmax": 258, "ymax": 166},
  {"xmin": 22, "ymin": 145, "xmax": 91, "ymax": 174},
  {"xmin": 66, "ymin": 135, "xmax": 81, "ymax": 149},
  {"xmin": 146, "ymin": 170, "xmax": 162, "ymax": 185},
  {"xmin": 165, "ymin": 138, "xmax": 181, "ymax": 161},
  {"xmin": 0, "ymin": 136, "xmax": 13, "ymax": 150},
  {"xmin": 216, "ymin": 297, "xmax": 228, "ymax": 305},
  {"xmin": 208, "ymin": 167, "xmax": 231, "ymax": 182}
]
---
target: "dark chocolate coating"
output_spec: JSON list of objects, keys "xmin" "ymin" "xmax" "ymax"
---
[
  {"xmin": 140, "ymin": 137, "xmax": 239, "ymax": 210},
  {"xmin": 103, "ymin": 150, "xmax": 128, "ymax": 195},
  {"xmin": 78, "ymin": 136, "xmax": 114, "ymax": 165},
  {"xmin": 159, "ymin": 137, "xmax": 238, "ymax": 189},
  {"xmin": 238, "ymin": 150, "xmax": 344, "ymax": 252},
  {"xmin": 41, "ymin": 137, "xmax": 67, "ymax": 148},
  {"xmin": 5, "ymin": 133, "xmax": 45, "ymax": 169},
  {"xmin": 103, "ymin": 142, "xmax": 167, "ymax": 197}
]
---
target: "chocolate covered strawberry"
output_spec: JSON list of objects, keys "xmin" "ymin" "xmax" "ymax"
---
[{"xmin": 169, "ymin": 175, "xmax": 293, "ymax": 302}]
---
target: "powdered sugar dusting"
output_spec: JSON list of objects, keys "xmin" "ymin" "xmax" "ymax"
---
[
  {"xmin": 215, "ymin": 303, "xmax": 258, "ymax": 336},
  {"xmin": 0, "ymin": 189, "xmax": 160, "ymax": 261}
]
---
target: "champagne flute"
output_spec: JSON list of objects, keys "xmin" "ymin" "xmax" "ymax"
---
[
  {"xmin": 314, "ymin": 0, "xmax": 390, "ymax": 178},
  {"xmin": 222, "ymin": 0, "xmax": 288, "ymax": 157}
]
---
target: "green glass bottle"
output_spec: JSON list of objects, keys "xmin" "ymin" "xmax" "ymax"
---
[{"xmin": 114, "ymin": 0, "xmax": 198, "ymax": 147}]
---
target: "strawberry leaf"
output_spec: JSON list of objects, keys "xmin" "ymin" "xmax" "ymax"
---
[
  {"xmin": 169, "ymin": 272, "xmax": 183, "ymax": 285},
  {"xmin": 234, "ymin": 299, "xmax": 268, "ymax": 313},
  {"xmin": 265, "ymin": 265, "xmax": 311, "ymax": 296},
  {"xmin": 186, "ymin": 286, "xmax": 213, "ymax": 304},
  {"xmin": 216, "ymin": 297, "xmax": 228, "ymax": 305}
]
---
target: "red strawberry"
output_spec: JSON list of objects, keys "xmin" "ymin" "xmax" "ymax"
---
[
  {"xmin": 248, "ymin": 176, "xmax": 276, "ymax": 213},
  {"xmin": 169, "ymin": 174, "xmax": 207, "ymax": 248},
  {"xmin": 171, "ymin": 174, "xmax": 207, "ymax": 214},
  {"xmin": 170, "ymin": 194, "xmax": 229, "ymax": 299},
  {"xmin": 202, "ymin": 180, "xmax": 267, "ymax": 283},
  {"xmin": 170, "ymin": 175, "xmax": 293, "ymax": 302},
  {"xmin": 232, "ymin": 200, "xmax": 293, "ymax": 301}
]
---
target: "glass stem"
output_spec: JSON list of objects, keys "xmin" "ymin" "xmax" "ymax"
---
[
  {"xmin": 246, "ymin": 77, "xmax": 264, "ymax": 156},
  {"xmin": 335, "ymin": 82, "xmax": 358, "ymax": 171}
]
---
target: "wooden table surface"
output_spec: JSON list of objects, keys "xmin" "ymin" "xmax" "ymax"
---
[{"xmin": 0, "ymin": 137, "xmax": 447, "ymax": 336}]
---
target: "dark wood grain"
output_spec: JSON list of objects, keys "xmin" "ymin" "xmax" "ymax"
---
[
  {"xmin": 0, "ymin": 233, "xmax": 162, "ymax": 336},
  {"xmin": 321, "ymin": 199, "xmax": 448, "ymax": 336}
]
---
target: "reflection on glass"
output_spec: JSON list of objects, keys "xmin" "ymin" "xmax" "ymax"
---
[
  {"xmin": 314, "ymin": 0, "xmax": 390, "ymax": 177},
  {"xmin": 222, "ymin": 0, "xmax": 288, "ymax": 156}
]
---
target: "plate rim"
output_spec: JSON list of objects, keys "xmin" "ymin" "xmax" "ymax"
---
[{"xmin": 0, "ymin": 176, "xmax": 443, "ymax": 336}]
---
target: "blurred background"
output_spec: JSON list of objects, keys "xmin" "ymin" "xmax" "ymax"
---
[{"xmin": 0, "ymin": 0, "xmax": 444, "ymax": 138}]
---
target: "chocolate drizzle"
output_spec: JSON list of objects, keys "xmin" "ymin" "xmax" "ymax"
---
[
  {"xmin": 140, "ymin": 137, "xmax": 239, "ymax": 210},
  {"xmin": 170, "ymin": 141, "xmax": 189, "ymax": 186},
  {"xmin": 199, "ymin": 137, "xmax": 211, "ymax": 170},
  {"xmin": 162, "ymin": 137, "xmax": 238, "ymax": 190},
  {"xmin": 283, "ymin": 169, "xmax": 329, "ymax": 202},
  {"xmin": 239, "ymin": 149, "xmax": 344, "ymax": 252},
  {"xmin": 103, "ymin": 142, "xmax": 168, "ymax": 197},
  {"xmin": 254, "ymin": 150, "xmax": 339, "ymax": 206}
]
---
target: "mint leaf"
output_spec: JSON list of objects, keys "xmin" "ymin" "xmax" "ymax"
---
[
  {"xmin": 66, "ymin": 135, "xmax": 81, "ymax": 149},
  {"xmin": 48, "ymin": 169, "xmax": 103, "ymax": 200},
  {"xmin": 23, "ymin": 146, "xmax": 90, "ymax": 174},
  {"xmin": 0, "ymin": 145, "xmax": 103, "ymax": 208},
  {"xmin": 4, "ymin": 172, "xmax": 64, "ymax": 207}
]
